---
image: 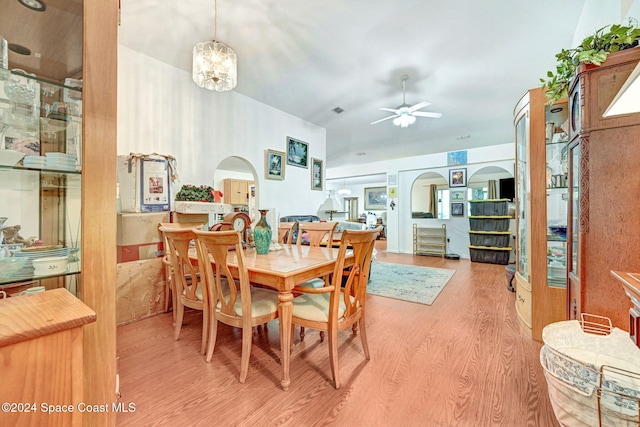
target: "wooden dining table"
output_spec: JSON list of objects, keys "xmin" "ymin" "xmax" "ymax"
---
[{"xmin": 190, "ymin": 244, "xmax": 352, "ymax": 390}]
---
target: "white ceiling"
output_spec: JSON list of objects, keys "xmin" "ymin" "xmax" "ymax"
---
[{"xmin": 119, "ymin": 0, "xmax": 588, "ymax": 169}]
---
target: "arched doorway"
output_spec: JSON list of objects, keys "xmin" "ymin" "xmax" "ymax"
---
[{"xmin": 213, "ymin": 156, "xmax": 259, "ymax": 223}]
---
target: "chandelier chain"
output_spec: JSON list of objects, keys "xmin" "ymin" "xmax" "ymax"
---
[{"xmin": 213, "ymin": 0, "xmax": 217, "ymax": 41}]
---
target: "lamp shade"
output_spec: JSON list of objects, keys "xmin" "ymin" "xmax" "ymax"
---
[
  {"xmin": 192, "ymin": 40, "xmax": 237, "ymax": 91},
  {"xmin": 319, "ymin": 196, "xmax": 341, "ymax": 212}
]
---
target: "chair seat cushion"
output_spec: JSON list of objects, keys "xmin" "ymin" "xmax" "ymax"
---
[
  {"xmin": 218, "ymin": 287, "xmax": 279, "ymax": 317},
  {"xmin": 183, "ymin": 282, "xmax": 204, "ymax": 301},
  {"xmin": 292, "ymin": 293, "xmax": 354, "ymax": 322}
]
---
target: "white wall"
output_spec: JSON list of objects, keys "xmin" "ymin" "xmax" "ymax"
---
[
  {"xmin": 117, "ymin": 46, "xmax": 328, "ymax": 219},
  {"xmin": 327, "ymin": 143, "xmax": 515, "ymax": 256}
]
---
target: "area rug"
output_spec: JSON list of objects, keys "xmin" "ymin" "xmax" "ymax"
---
[{"xmin": 367, "ymin": 262, "xmax": 455, "ymax": 305}]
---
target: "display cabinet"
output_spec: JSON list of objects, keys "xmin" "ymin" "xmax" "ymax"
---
[
  {"xmin": 513, "ymin": 88, "xmax": 567, "ymax": 341},
  {"xmin": 0, "ymin": 71, "xmax": 82, "ymax": 292},
  {"xmin": 566, "ymin": 47, "xmax": 640, "ymax": 329},
  {"xmin": 1, "ymin": 1, "xmax": 118, "ymax": 424}
]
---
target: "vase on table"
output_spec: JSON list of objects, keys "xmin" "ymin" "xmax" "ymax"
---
[{"xmin": 253, "ymin": 209, "xmax": 272, "ymax": 255}]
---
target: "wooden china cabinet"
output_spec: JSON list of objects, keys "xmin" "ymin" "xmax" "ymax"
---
[
  {"xmin": 513, "ymin": 88, "xmax": 567, "ymax": 341},
  {"xmin": 566, "ymin": 47, "xmax": 640, "ymax": 330},
  {"xmin": 0, "ymin": 1, "xmax": 118, "ymax": 425}
]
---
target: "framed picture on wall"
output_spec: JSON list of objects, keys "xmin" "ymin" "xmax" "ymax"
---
[
  {"xmin": 451, "ymin": 190, "xmax": 465, "ymax": 201},
  {"xmin": 449, "ymin": 168, "xmax": 467, "ymax": 187},
  {"xmin": 451, "ymin": 202, "xmax": 464, "ymax": 217},
  {"xmin": 311, "ymin": 158, "xmax": 323, "ymax": 190},
  {"xmin": 265, "ymin": 149, "xmax": 285, "ymax": 180},
  {"xmin": 286, "ymin": 136, "xmax": 308, "ymax": 168},
  {"xmin": 364, "ymin": 186, "xmax": 387, "ymax": 210}
]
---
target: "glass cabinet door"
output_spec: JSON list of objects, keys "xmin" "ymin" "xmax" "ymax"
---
[
  {"xmin": 515, "ymin": 112, "xmax": 528, "ymax": 280},
  {"xmin": 569, "ymin": 143, "xmax": 580, "ymax": 278},
  {"xmin": 0, "ymin": 1, "xmax": 83, "ymax": 294},
  {"xmin": 544, "ymin": 102, "xmax": 568, "ymax": 288}
]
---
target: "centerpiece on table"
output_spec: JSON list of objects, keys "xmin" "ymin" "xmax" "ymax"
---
[{"xmin": 173, "ymin": 184, "xmax": 225, "ymax": 214}]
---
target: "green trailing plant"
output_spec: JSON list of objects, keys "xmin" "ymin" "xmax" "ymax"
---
[
  {"xmin": 541, "ymin": 19, "xmax": 640, "ymax": 104},
  {"xmin": 175, "ymin": 184, "xmax": 216, "ymax": 202}
]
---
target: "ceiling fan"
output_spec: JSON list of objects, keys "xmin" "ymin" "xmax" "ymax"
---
[{"xmin": 370, "ymin": 75, "xmax": 442, "ymax": 128}]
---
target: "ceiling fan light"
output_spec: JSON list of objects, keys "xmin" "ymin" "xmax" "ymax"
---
[{"xmin": 393, "ymin": 114, "xmax": 415, "ymax": 128}]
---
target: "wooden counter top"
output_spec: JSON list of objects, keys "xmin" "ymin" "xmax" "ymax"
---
[{"xmin": 0, "ymin": 288, "xmax": 96, "ymax": 348}]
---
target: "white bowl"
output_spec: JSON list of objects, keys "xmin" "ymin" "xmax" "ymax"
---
[
  {"xmin": 32, "ymin": 256, "xmax": 69, "ymax": 276},
  {"xmin": 0, "ymin": 149, "xmax": 25, "ymax": 166}
]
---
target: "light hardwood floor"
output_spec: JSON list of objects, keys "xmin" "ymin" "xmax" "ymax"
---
[{"xmin": 116, "ymin": 242, "xmax": 560, "ymax": 426}]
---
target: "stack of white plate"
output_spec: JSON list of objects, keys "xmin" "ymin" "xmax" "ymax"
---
[
  {"xmin": 45, "ymin": 152, "xmax": 77, "ymax": 171},
  {"xmin": 23, "ymin": 155, "xmax": 46, "ymax": 169},
  {"xmin": 13, "ymin": 245, "xmax": 70, "ymax": 280}
]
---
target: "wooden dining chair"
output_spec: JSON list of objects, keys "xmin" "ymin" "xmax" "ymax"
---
[
  {"xmin": 159, "ymin": 222, "xmax": 206, "ymax": 322},
  {"xmin": 193, "ymin": 229, "xmax": 279, "ymax": 383},
  {"xmin": 159, "ymin": 227, "xmax": 209, "ymax": 355},
  {"xmin": 295, "ymin": 221, "xmax": 338, "ymax": 247},
  {"xmin": 295, "ymin": 221, "xmax": 339, "ymax": 340},
  {"xmin": 291, "ymin": 227, "xmax": 380, "ymax": 389},
  {"xmin": 278, "ymin": 221, "xmax": 297, "ymax": 244}
]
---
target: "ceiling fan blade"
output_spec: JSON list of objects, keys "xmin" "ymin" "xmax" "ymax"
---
[
  {"xmin": 413, "ymin": 111, "xmax": 442, "ymax": 118},
  {"xmin": 370, "ymin": 114, "xmax": 399, "ymax": 125},
  {"xmin": 408, "ymin": 101, "xmax": 431, "ymax": 112},
  {"xmin": 378, "ymin": 107, "xmax": 400, "ymax": 114}
]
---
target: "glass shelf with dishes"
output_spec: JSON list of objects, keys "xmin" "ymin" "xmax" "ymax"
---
[
  {"xmin": 0, "ymin": 68, "xmax": 82, "ymax": 173},
  {"xmin": 0, "ymin": 70, "xmax": 82, "ymax": 290},
  {"xmin": 545, "ymin": 103, "xmax": 569, "ymax": 289}
]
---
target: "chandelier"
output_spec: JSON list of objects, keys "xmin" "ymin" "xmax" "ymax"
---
[
  {"xmin": 192, "ymin": 0, "xmax": 237, "ymax": 91},
  {"xmin": 337, "ymin": 179, "xmax": 351, "ymax": 195}
]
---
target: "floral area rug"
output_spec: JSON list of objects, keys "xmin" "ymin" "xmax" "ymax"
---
[{"xmin": 366, "ymin": 262, "xmax": 455, "ymax": 305}]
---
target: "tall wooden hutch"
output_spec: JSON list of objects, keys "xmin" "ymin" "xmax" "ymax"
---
[{"xmin": 566, "ymin": 47, "xmax": 640, "ymax": 330}]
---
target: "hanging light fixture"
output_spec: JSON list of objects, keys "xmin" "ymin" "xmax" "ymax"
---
[
  {"xmin": 392, "ymin": 112, "xmax": 416, "ymax": 128},
  {"xmin": 337, "ymin": 178, "xmax": 351, "ymax": 196},
  {"xmin": 192, "ymin": 0, "xmax": 237, "ymax": 91}
]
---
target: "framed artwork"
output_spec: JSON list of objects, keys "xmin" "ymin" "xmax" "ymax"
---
[
  {"xmin": 364, "ymin": 186, "xmax": 387, "ymax": 210},
  {"xmin": 286, "ymin": 136, "xmax": 308, "ymax": 168},
  {"xmin": 311, "ymin": 158, "xmax": 323, "ymax": 190},
  {"xmin": 449, "ymin": 168, "xmax": 467, "ymax": 187},
  {"xmin": 447, "ymin": 150, "xmax": 468, "ymax": 165},
  {"xmin": 265, "ymin": 149, "xmax": 285, "ymax": 180},
  {"xmin": 388, "ymin": 187, "xmax": 397, "ymax": 198},
  {"xmin": 451, "ymin": 190, "xmax": 465, "ymax": 201},
  {"xmin": 451, "ymin": 202, "xmax": 464, "ymax": 217}
]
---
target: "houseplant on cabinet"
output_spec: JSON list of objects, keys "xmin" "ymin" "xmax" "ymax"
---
[{"xmin": 541, "ymin": 19, "xmax": 640, "ymax": 104}]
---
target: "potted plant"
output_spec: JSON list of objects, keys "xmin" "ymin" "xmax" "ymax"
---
[
  {"xmin": 541, "ymin": 19, "xmax": 640, "ymax": 104},
  {"xmin": 174, "ymin": 184, "xmax": 217, "ymax": 202}
]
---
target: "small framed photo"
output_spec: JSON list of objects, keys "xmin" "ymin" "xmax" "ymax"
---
[
  {"xmin": 311, "ymin": 158, "xmax": 323, "ymax": 190},
  {"xmin": 286, "ymin": 136, "xmax": 308, "ymax": 168},
  {"xmin": 449, "ymin": 168, "xmax": 467, "ymax": 187},
  {"xmin": 364, "ymin": 186, "xmax": 387, "ymax": 210},
  {"xmin": 265, "ymin": 149, "xmax": 285, "ymax": 180},
  {"xmin": 451, "ymin": 190, "xmax": 465, "ymax": 202},
  {"xmin": 451, "ymin": 202, "xmax": 464, "ymax": 217}
]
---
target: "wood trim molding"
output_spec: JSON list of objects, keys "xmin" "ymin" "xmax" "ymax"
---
[
  {"xmin": 82, "ymin": 1, "xmax": 118, "ymax": 425},
  {"xmin": 579, "ymin": 135, "xmax": 589, "ymax": 234}
]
